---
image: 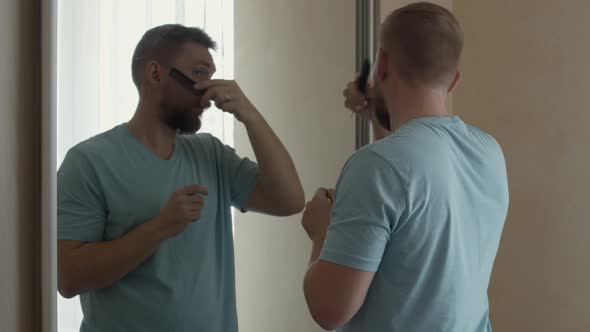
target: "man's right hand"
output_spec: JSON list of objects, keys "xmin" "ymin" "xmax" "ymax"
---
[
  {"xmin": 343, "ymin": 76, "xmax": 375, "ymax": 121},
  {"xmin": 152, "ymin": 184, "xmax": 209, "ymax": 239},
  {"xmin": 343, "ymin": 76, "xmax": 392, "ymax": 140}
]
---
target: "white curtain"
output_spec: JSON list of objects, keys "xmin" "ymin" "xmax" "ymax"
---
[
  {"xmin": 57, "ymin": 0, "xmax": 234, "ymax": 167},
  {"xmin": 56, "ymin": 1, "xmax": 233, "ymax": 331}
]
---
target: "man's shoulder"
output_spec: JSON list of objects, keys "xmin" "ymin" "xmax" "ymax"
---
[
  {"xmin": 453, "ymin": 120, "xmax": 505, "ymax": 166},
  {"xmin": 354, "ymin": 135, "xmax": 416, "ymax": 172},
  {"xmin": 341, "ymin": 143, "xmax": 402, "ymax": 183},
  {"xmin": 374, "ymin": 118, "xmax": 503, "ymax": 164},
  {"xmin": 67, "ymin": 125, "xmax": 124, "ymax": 161},
  {"xmin": 464, "ymin": 122, "xmax": 503, "ymax": 153}
]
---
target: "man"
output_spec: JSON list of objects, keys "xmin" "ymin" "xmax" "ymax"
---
[
  {"xmin": 57, "ymin": 24, "xmax": 304, "ymax": 331},
  {"xmin": 301, "ymin": 3, "xmax": 509, "ymax": 331}
]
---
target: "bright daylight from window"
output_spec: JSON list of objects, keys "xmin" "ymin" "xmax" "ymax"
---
[{"xmin": 56, "ymin": 1, "xmax": 233, "ymax": 331}]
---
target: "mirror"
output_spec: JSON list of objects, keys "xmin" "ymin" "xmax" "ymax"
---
[{"xmin": 52, "ymin": 1, "xmax": 361, "ymax": 331}]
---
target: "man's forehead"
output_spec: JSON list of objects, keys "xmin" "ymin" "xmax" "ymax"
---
[{"xmin": 181, "ymin": 42, "xmax": 216, "ymax": 68}]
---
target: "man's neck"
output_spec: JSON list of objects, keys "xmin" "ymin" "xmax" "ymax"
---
[
  {"xmin": 388, "ymin": 88, "xmax": 450, "ymax": 131},
  {"xmin": 126, "ymin": 102, "xmax": 177, "ymax": 160}
]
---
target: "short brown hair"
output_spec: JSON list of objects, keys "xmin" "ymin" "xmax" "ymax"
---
[
  {"xmin": 381, "ymin": 2, "xmax": 463, "ymax": 87},
  {"xmin": 131, "ymin": 24, "xmax": 216, "ymax": 90}
]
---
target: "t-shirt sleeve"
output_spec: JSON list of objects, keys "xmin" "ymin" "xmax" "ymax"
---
[
  {"xmin": 211, "ymin": 136, "xmax": 260, "ymax": 211},
  {"xmin": 57, "ymin": 148, "xmax": 107, "ymax": 242},
  {"xmin": 320, "ymin": 149, "xmax": 406, "ymax": 272}
]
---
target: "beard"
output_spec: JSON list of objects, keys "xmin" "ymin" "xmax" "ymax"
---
[
  {"xmin": 373, "ymin": 90, "xmax": 392, "ymax": 132},
  {"xmin": 162, "ymin": 106, "xmax": 202, "ymax": 135},
  {"xmin": 159, "ymin": 81, "xmax": 204, "ymax": 134}
]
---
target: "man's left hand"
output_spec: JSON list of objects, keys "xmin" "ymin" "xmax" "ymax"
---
[
  {"xmin": 302, "ymin": 188, "xmax": 335, "ymax": 242},
  {"xmin": 195, "ymin": 80, "xmax": 259, "ymax": 124}
]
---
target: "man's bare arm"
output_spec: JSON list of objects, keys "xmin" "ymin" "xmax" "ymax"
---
[
  {"xmin": 58, "ymin": 220, "xmax": 165, "ymax": 298},
  {"xmin": 58, "ymin": 184, "xmax": 206, "ymax": 298}
]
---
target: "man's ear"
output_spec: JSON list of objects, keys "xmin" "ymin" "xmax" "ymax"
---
[
  {"xmin": 375, "ymin": 48, "xmax": 389, "ymax": 82},
  {"xmin": 146, "ymin": 61, "xmax": 163, "ymax": 85},
  {"xmin": 448, "ymin": 71, "xmax": 461, "ymax": 93}
]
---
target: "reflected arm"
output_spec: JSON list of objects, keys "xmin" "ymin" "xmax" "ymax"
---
[{"xmin": 57, "ymin": 218, "xmax": 166, "ymax": 298}]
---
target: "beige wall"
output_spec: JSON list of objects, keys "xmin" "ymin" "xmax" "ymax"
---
[
  {"xmin": 0, "ymin": 0, "xmax": 39, "ymax": 331},
  {"xmin": 233, "ymin": 1, "xmax": 356, "ymax": 331},
  {"xmin": 454, "ymin": 0, "xmax": 590, "ymax": 331},
  {"xmin": 234, "ymin": 1, "xmax": 590, "ymax": 331}
]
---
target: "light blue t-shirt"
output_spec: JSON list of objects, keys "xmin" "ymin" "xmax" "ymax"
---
[
  {"xmin": 58, "ymin": 124, "xmax": 259, "ymax": 332},
  {"xmin": 321, "ymin": 116, "xmax": 509, "ymax": 332}
]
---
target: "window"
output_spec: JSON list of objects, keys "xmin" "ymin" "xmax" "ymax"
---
[{"xmin": 56, "ymin": 1, "xmax": 233, "ymax": 331}]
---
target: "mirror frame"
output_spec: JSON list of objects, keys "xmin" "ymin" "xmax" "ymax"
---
[{"xmin": 41, "ymin": 0, "xmax": 58, "ymax": 331}]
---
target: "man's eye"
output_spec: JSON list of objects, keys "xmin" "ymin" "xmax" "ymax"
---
[{"xmin": 193, "ymin": 70, "xmax": 208, "ymax": 77}]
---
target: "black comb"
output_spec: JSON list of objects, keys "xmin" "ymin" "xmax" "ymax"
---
[
  {"xmin": 356, "ymin": 58, "xmax": 371, "ymax": 94},
  {"xmin": 169, "ymin": 68, "xmax": 205, "ymax": 96}
]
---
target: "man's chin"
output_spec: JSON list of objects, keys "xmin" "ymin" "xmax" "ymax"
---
[
  {"xmin": 163, "ymin": 108, "xmax": 203, "ymax": 134},
  {"xmin": 170, "ymin": 119, "xmax": 201, "ymax": 135},
  {"xmin": 166, "ymin": 115, "xmax": 201, "ymax": 135},
  {"xmin": 177, "ymin": 124, "xmax": 201, "ymax": 135}
]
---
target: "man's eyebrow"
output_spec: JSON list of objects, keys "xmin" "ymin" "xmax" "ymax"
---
[{"xmin": 193, "ymin": 60, "xmax": 214, "ymax": 69}]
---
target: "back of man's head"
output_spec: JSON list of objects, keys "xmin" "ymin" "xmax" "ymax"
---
[
  {"xmin": 381, "ymin": 2, "xmax": 463, "ymax": 88},
  {"xmin": 131, "ymin": 24, "xmax": 216, "ymax": 92}
]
